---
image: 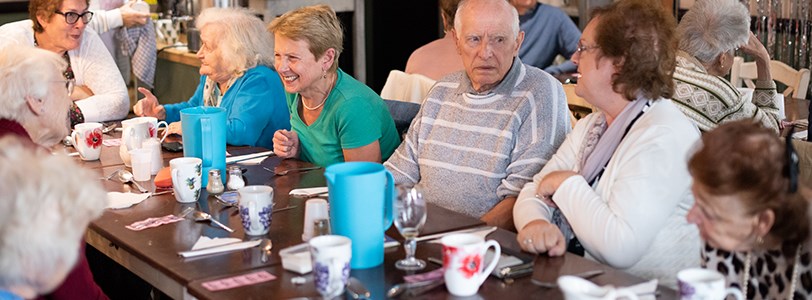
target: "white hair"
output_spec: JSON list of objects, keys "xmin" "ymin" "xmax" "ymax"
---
[
  {"xmin": 454, "ymin": 0, "xmax": 520, "ymax": 39},
  {"xmin": 196, "ymin": 7, "xmax": 275, "ymax": 76},
  {"xmin": 0, "ymin": 136, "xmax": 106, "ymax": 295},
  {"xmin": 0, "ymin": 46, "xmax": 69, "ymax": 146},
  {"xmin": 677, "ymin": 0, "xmax": 750, "ymax": 64}
]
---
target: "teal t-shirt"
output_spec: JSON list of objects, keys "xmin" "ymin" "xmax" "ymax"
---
[{"xmin": 288, "ymin": 69, "xmax": 400, "ymax": 167}]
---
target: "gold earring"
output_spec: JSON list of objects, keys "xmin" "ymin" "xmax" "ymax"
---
[
  {"xmin": 756, "ymin": 236, "xmax": 764, "ymax": 245},
  {"xmin": 322, "ymin": 69, "xmax": 327, "ymax": 79}
]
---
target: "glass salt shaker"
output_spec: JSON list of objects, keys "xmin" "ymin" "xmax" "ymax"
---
[
  {"xmin": 206, "ymin": 169, "xmax": 224, "ymax": 194},
  {"xmin": 226, "ymin": 166, "xmax": 245, "ymax": 190}
]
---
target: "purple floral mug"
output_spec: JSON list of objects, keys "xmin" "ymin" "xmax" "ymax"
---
[
  {"xmin": 309, "ymin": 235, "xmax": 351, "ymax": 298},
  {"xmin": 237, "ymin": 185, "xmax": 273, "ymax": 236}
]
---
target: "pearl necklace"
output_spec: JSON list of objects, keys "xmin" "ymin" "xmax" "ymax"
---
[
  {"xmin": 301, "ymin": 75, "xmax": 336, "ymax": 111},
  {"xmin": 742, "ymin": 244, "xmax": 802, "ymax": 300}
]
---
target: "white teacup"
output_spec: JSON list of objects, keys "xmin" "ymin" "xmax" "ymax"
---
[
  {"xmin": 309, "ymin": 235, "xmax": 352, "ymax": 299},
  {"xmin": 120, "ymin": 118, "xmax": 151, "ymax": 167},
  {"xmin": 441, "ymin": 233, "xmax": 501, "ymax": 296},
  {"xmin": 71, "ymin": 122, "xmax": 103, "ymax": 161},
  {"xmin": 677, "ymin": 268, "xmax": 743, "ymax": 300},
  {"xmin": 237, "ymin": 185, "xmax": 274, "ymax": 236},
  {"xmin": 558, "ymin": 276, "xmax": 639, "ymax": 300},
  {"xmin": 170, "ymin": 157, "xmax": 202, "ymax": 203},
  {"xmin": 131, "ymin": 116, "xmax": 169, "ymax": 142}
]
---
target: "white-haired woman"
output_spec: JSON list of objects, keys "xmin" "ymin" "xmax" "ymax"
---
[
  {"xmin": 671, "ymin": 0, "xmax": 780, "ymax": 132},
  {"xmin": 0, "ymin": 0, "xmax": 129, "ymax": 127},
  {"xmin": 134, "ymin": 7, "xmax": 289, "ymax": 149},
  {"xmin": 0, "ymin": 136, "xmax": 106, "ymax": 299}
]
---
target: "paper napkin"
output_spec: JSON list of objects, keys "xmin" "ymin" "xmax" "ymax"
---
[
  {"xmin": 191, "ymin": 236, "xmax": 243, "ymax": 250},
  {"xmin": 178, "ymin": 239, "xmax": 262, "ymax": 258},
  {"xmin": 424, "ymin": 226, "xmax": 497, "ymax": 243},
  {"xmin": 225, "ymin": 151, "xmax": 274, "ymax": 164},
  {"xmin": 107, "ymin": 192, "xmax": 151, "ymax": 209},
  {"xmin": 289, "ymin": 187, "xmax": 328, "ymax": 197}
]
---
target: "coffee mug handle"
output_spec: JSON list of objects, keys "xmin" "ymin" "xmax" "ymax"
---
[
  {"xmin": 611, "ymin": 288, "xmax": 639, "ymax": 300},
  {"xmin": 250, "ymin": 201, "xmax": 261, "ymax": 232},
  {"xmin": 725, "ymin": 287, "xmax": 744, "ymax": 300},
  {"xmin": 171, "ymin": 168, "xmax": 181, "ymax": 191},
  {"xmin": 478, "ymin": 240, "xmax": 501, "ymax": 284},
  {"xmin": 124, "ymin": 127, "xmax": 137, "ymax": 150},
  {"xmin": 71, "ymin": 130, "xmax": 82, "ymax": 155},
  {"xmin": 156, "ymin": 121, "xmax": 169, "ymax": 142}
]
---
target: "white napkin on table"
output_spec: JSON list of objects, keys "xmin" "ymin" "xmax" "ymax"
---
[
  {"xmin": 626, "ymin": 279, "xmax": 658, "ymax": 300},
  {"xmin": 178, "ymin": 238, "xmax": 262, "ymax": 258},
  {"xmin": 107, "ymin": 192, "xmax": 151, "ymax": 209},
  {"xmin": 289, "ymin": 187, "xmax": 328, "ymax": 197},
  {"xmin": 225, "ymin": 151, "xmax": 274, "ymax": 164},
  {"xmin": 424, "ymin": 226, "xmax": 497, "ymax": 243}
]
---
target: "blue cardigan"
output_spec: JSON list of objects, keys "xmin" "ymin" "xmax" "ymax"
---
[{"xmin": 164, "ymin": 65, "xmax": 290, "ymax": 149}]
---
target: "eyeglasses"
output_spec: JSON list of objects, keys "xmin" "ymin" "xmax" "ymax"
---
[
  {"xmin": 55, "ymin": 79, "xmax": 75, "ymax": 95},
  {"xmin": 54, "ymin": 10, "xmax": 94, "ymax": 25},
  {"xmin": 575, "ymin": 42, "xmax": 600, "ymax": 54}
]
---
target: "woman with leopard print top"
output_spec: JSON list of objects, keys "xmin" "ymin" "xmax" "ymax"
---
[{"xmin": 686, "ymin": 120, "xmax": 812, "ymax": 299}]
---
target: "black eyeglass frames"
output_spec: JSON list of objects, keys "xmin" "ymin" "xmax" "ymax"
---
[{"xmin": 54, "ymin": 10, "xmax": 94, "ymax": 25}]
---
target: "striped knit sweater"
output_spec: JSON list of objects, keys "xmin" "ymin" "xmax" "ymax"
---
[
  {"xmin": 384, "ymin": 57, "xmax": 570, "ymax": 218},
  {"xmin": 672, "ymin": 50, "xmax": 780, "ymax": 132}
]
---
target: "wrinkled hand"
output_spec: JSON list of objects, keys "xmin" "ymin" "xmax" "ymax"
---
[
  {"xmin": 166, "ymin": 121, "xmax": 182, "ymax": 136},
  {"xmin": 738, "ymin": 32, "xmax": 770, "ymax": 63},
  {"xmin": 120, "ymin": 3, "xmax": 150, "ymax": 27},
  {"xmin": 70, "ymin": 85, "xmax": 94, "ymax": 101},
  {"xmin": 134, "ymin": 87, "xmax": 166, "ymax": 119},
  {"xmin": 535, "ymin": 170, "xmax": 577, "ymax": 205},
  {"xmin": 517, "ymin": 220, "xmax": 567, "ymax": 256},
  {"xmin": 273, "ymin": 129, "xmax": 299, "ymax": 158}
]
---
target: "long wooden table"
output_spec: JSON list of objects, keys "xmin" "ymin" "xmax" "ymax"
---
[{"xmin": 74, "ymin": 128, "xmax": 677, "ymax": 299}]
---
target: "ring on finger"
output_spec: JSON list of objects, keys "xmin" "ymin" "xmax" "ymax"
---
[{"xmin": 523, "ymin": 238, "xmax": 533, "ymax": 245}]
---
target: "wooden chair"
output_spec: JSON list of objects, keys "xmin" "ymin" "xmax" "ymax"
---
[
  {"xmin": 730, "ymin": 56, "xmax": 811, "ymax": 99},
  {"xmin": 562, "ymin": 84, "xmax": 595, "ymax": 123}
]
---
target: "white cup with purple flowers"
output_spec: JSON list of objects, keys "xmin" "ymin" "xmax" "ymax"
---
[
  {"xmin": 237, "ymin": 185, "xmax": 273, "ymax": 236},
  {"xmin": 309, "ymin": 235, "xmax": 351, "ymax": 298}
]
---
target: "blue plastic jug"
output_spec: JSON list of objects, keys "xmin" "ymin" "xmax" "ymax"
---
[
  {"xmin": 325, "ymin": 162, "xmax": 394, "ymax": 269},
  {"xmin": 180, "ymin": 107, "xmax": 226, "ymax": 187}
]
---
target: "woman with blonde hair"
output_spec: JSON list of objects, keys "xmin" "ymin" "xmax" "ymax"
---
[
  {"xmin": 134, "ymin": 7, "xmax": 289, "ymax": 149},
  {"xmin": 269, "ymin": 5, "xmax": 400, "ymax": 167}
]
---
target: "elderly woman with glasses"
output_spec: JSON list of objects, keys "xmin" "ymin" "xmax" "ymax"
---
[
  {"xmin": 671, "ymin": 0, "xmax": 780, "ymax": 133},
  {"xmin": 513, "ymin": 0, "xmax": 701, "ymax": 287},
  {"xmin": 134, "ymin": 7, "xmax": 289, "ymax": 149},
  {"xmin": 687, "ymin": 120, "xmax": 812, "ymax": 299},
  {"xmin": 0, "ymin": 0, "xmax": 128, "ymax": 127},
  {"xmin": 268, "ymin": 5, "xmax": 400, "ymax": 167}
]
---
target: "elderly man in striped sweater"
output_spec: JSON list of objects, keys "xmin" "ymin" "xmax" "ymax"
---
[{"xmin": 384, "ymin": 0, "xmax": 570, "ymax": 231}]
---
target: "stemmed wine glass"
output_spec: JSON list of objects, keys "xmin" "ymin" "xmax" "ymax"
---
[{"xmin": 394, "ymin": 185, "xmax": 427, "ymax": 270}]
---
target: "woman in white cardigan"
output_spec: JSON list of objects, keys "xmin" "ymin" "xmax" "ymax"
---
[{"xmin": 513, "ymin": 0, "xmax": 701, "ymax": 287}]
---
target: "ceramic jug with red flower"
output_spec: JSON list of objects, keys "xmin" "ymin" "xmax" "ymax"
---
[
  {"xmin": 441, "ymin": 233, "xmax": 501, "ymax": 296},
  {"xmin": 72, "ymin": 122, "xmax": 103, "ymax": 161}
]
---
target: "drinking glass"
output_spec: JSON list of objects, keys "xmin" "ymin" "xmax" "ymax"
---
[{"xmin": 394, "ymin": 185, "xmax": 427, "ymax": 270}]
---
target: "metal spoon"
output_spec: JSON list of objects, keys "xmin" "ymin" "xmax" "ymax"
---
[
  {"xmin": 116, "ymin": 170, "xmax": 148, "ymax": 193},
  {"xmin": 192, "ymin": 210, "xmax": 234, "ymax": 232},
  {"xmin": 260, "ymin": 239, "xmax": 273, "ymax": 263}
]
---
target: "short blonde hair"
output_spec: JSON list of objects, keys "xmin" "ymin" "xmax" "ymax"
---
[
  {"xmin": 0, "ymin": 136, "xmax": 106, "ymax": 294},
  {"xmin": 0, "ymin": 46, "xmax": 69, "ymax": 146},
  {"xmin": 268, "ymin": 5, "xmax": 343, "ymax": 73},
  {"xmin": 196, "ymin": 7, "xmax": 274, "ymax": 76}
]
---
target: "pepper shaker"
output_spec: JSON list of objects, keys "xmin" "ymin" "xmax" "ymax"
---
[{"xmin": 206, "ymin": 169, "xmax": 224, "ymax": 194}]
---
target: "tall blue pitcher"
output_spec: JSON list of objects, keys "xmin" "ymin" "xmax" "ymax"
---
[
  {"xmin": 325, "ymin": 162, "xmax": 394, "ymax": 269},
  {"xmin": 180, "ymin": 107, "xmax": 226, "ymax": 187}
]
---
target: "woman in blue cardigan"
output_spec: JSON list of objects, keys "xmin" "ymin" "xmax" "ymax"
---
[{"xmin": 134, "ymin": 7, "xmax": 289, "ymax": 149}]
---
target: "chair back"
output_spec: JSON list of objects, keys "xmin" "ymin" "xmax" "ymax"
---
[
  {"xmin": 730, "ymin": 56, "xmax": 811, "ymax": 98},
  {"xmin": 384, "ymin": 99, "xmax": 420, "ymax": 137},
  {"xmin": 380, "ymin": 70, "xmax": 436, "ymax": 104}
]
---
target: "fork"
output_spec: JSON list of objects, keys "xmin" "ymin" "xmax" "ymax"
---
[
  {"xmin": 192, "ymin": 210, "xmax": 234, "ymax": 232},
  {"xmin": 263, "ymin": 166, "xmax": 322, "ymax": 176}
]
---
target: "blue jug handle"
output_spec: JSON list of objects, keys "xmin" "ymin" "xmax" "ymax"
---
[
  {"xmin": 200, "ymin": 117, "xmax": 211, "ymax": 167},
  {"xmin": 383, "ymin": 170, "xmax": 394, "ymax": 229}
]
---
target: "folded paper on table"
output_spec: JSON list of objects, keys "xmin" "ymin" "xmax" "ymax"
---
[
  {"xmin": 626, "ymin": 279, "xmax": 658, "ymax": 300},
  {"xmin": 178, "ymin": 239, "xmax": 262, "ymax": 258},
  {"xmin": 424, "ymin": 226, "xmax": 497, "ymax": 243},
  {"xmin": 225, "ymin": 151, "xmax": 274, "ymax": 164},
  {"xmin": 235, "ymin": 156, "xmax": 267, "ymax": 165},
  {"xmin": 289, "ymin": 187, "xmax": 328, "ymax": 197},
  {"xmin": 107, "ymin": 192, "xmax": 151, "ymax": 209},
  {"xmin": 191, "ymin": 236, "xmax": 243, "ymax": 250}
]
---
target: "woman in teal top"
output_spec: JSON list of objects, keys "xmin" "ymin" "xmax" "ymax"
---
[
  {"xmin": 133, "ymin": 8, "xmax": 289, "ymax": 149},
  {"xmin": 268, "ymin": 5, "xmax": 400, "ymax": 167}
]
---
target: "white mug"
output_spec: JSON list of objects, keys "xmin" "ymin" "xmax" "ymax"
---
[
  {"xmin": 142, "ymin": 138, "xmax": 163, "ymax": 175},
  {"xmin": 170, "ymin": 157, "xmax": 202, "ymax": 203},
  {"xmin": 677, "ymin": 268, "xmax": 743, "ymax": 300},
  {"xmin": 237, "ymin": 185, "xmax": 274, "ymax": 236},
  {"xmin": 132, "ymin": 116, "xmax": 169, "ymax": 142},
  {"xmin": 120, "ymin": 118, "xmax": 151, "ymax": 167},
  {"xmin": 129, "ymin": 148, "xmax": 152, "ymax": 182},
  {"xmin": 558, "ymin": 276, "xmax": 639, "ymax": 300},
  {"xmin": 441, "ymin": 233, "xmax": 501, "ymax": 296},
  {"xmin": 302, "ymin": 198, "xmax": 330, "ymax": 241},
  {"xmin": 309, "ymin": 235, "xmax": 351, "ymax": 299},
  {"xmin": 71, "ymin": 122, "xmax": 103, "ymax": 161}
]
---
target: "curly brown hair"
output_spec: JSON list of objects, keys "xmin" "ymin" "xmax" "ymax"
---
[
  {"xmin": 589, "ymin": 0, "xmax": 677, "ymax": 101},
  {"xmin": 689, "ymin": 120, "xmax": 810, "ymax": 252},
  {"xmin": 29, "ymin": 0, "xmax": 90, "ymax": 33},
  {"xmin": 440, "ymin": 0, "xmax": 463, "ymax": 32}
]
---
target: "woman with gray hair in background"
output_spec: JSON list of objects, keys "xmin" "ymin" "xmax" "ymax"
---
[
  {"xmin": 0, "ymin": 136, "xmax": 106, "ymax": 299},
  {"xmin": 134, "ymin": 7, "xmax": 289, "ymax": 149},
  {"xmin": 671, "ymin": 0, "xmax": 780, "ymax": 132}
]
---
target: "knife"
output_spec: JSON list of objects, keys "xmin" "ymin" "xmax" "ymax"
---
[{"xmin": 346, "ymin": 277, "xmax": 371, "ymax": 299}]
